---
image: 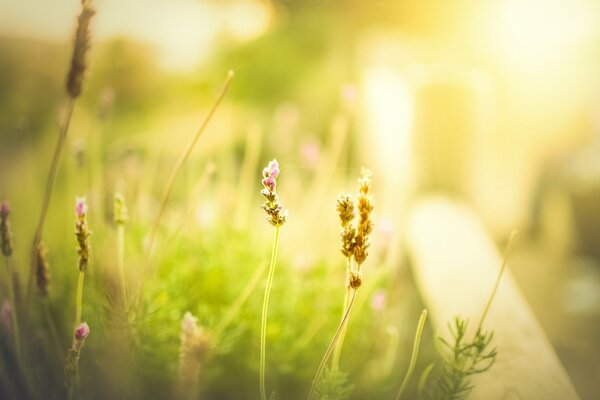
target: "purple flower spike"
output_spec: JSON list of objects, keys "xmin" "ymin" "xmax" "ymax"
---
[
  {"xmin": 262, "ymin": 159, "xmax": 279, "ymax": 179},
  {"xmin": 75, "ymin": 196, "xmax": 87, "ymax": 218},
  {"xmin": 0, "ymin": 201, "xmax": 9, "ymax": 216},
  {"xmin": 262, "ymin": 177, "xmax": 276, "ymax": 192},
  {"xmin": 74, "ymin": 322, "xmax": 90, "ymax": 340}
]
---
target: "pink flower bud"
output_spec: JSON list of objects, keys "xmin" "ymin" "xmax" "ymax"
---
[
  {"xmin": 74, "ymin": 322, "xmax": 90, "ymax": 340},
  {"xmin": 75, "ymin": 196, "xmax": 87, "ymax": 218},
  {"xmin": 262, "ymin": 177, "xmax": 276, "ymax": 192},
  {"xmin": 0, "ymin": 201, "xmax": 9, "ymax": 216},
  {"xmin": 262, "ymin": 159, "xmax": 279, "ymax": 179}
]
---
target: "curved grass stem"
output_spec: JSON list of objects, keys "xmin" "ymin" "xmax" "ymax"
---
[
  {"xmin": 145, "ymin": 71, "xmax": 234, "ymax": 261},
  {"xmin": 331, "ymin": 257, "xmax": 352, "ymax": 370},
  {"xmin": 28, "ymin": 99, "xmax": 76, "ymax": 302},
  {"xmin": 260, "ymin": 226, "xmax": 280, "ymax": 400},
  {"xmin": 395, "ymin": 309, "xmax": 428, "ymax": 400},
  {"xmin": 476, "ymin": 230, "xmax": 517, "ymax": 333},
  {"xmin": 308, "ymin": 289, "xmax": 357, "ymax": 400}
]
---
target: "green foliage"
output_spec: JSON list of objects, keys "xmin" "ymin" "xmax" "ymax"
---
[
  {"xmin": 420, "ymin": 317, "xmax": 497, "ymax": 400},
  {"xmin": 313, "ymin": 367, "xmax": 354, "ymax": 400}
]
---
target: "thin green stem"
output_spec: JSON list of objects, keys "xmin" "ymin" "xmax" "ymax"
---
[
  {"xmin": 476, "ymin": 230, "xmax": 517, "ymax": 333},
  {"xmin": 145, "ymin": 71, "xmax": 234, "ymax": 261},
  {"xmin": 260, "ymin": 226, "xmax": 281, "ymax": 400},
  {"xmin": 308, "ymin": 289, "xmax": 357, "ymax": 400},
  {"xmin": 395, "ymin": 309, "xmax": 428, "ymax": 400},
  {"xmin": 75, "ymin": 271, "xmax": 85, "ymax": 326},
  {"xmin": 5, "ymin": 256, "xmax": 21, "ymax": 367},
  {"xmin": 28, "ymin": 99, "xmax": 76, "ymax": 303},
  {"xmin": 331, "ymin": 256, "xmax": 352, "ymax": 370},
  {"xmin": 117, "ymin": 224, "xmax": 127, "ymax": 308}
]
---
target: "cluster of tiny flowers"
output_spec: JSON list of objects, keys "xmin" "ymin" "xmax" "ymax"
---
[
  {"xmin": 64, "ymin": 322, "xmax": 90, "ymax": 389},
  {"xmin": 0, "ymin": 201, "xmax": 13, "ymax": 257},
  {"xmin": 260, "ymin": 159, "xmax": 288, "ymax": 227},
  {"xmin": 336, "ymin": 168, "xmax": 374, "ymax": 288},
  {"xmin": 35, "ymin": 241, "xmax": 51, "ymax": 297},
  {"xmin": 179, "ymin": 312, "xmax": 211, "ymax": 385},
  {"xmin": 66, "ymin": 0, "xmax": 96, "ymax": 99},
  {"xmin": 75, "ymin": 197, "xmax": 91, "ymax": 272},
  {"xmin": 113, "ymin": 192, "xmax": 129, "ymax": 225}
]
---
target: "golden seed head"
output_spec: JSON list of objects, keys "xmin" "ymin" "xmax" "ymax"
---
[
  {"xmin": 348, "ymin": 272, "xmax": 362, "ymax": 289},
  {"xmin": 336, "ymin": 193, "xmax": 355, "ymax": 227},
  {"xmin": 352, "ymin": 168, "xmax": 374, "ymax": 266}
]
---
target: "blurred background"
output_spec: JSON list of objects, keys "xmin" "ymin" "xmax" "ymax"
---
[{"xmin": 1, "ymin": 0, "xmax": 600, "ymax": 398}]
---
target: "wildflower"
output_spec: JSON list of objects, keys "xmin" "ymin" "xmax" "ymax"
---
[
  {"xmin": 0, "ymin": 200, "xmax": 13, "ymax": 257},
  {"xmin": 259, "ymin": 158, "xmax": 287, "ymax": 400},
  {"xmin": 66, "ymin": 0, "xmax": 96, "ymax": 99},
  {"xmin": 64, "ymin": 322, "xmax": 90, "ymax": 390},
  {"xmin": 179, "ymin": 312, "xmax": 210, "ymax": 390},
  {"xmin": 260, "ymin": 159, "xmax": 288, "ymax": 227},
  {"xmin": 75, "ymin": 197, "xmax": 91, "ymax": 272},
  {"xmin": 35, "ymin": 241, "xmax": 51, "ymax": 297}
]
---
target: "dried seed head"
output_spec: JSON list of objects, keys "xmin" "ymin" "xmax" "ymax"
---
[
  {"xmin": 348, "ymin": 271, "xmax": 362, "ymax": 289},
  {"xmin": 113, "ymin": 192, "xmax": 129, "ymax": 225},
  {"xmin": 336, "ymin": 194, "xmax": 354, "ymax": 227},
  {"xmin": 337, "ymin": 193, "xmax": 356, "ymax": 257},
  {"xmin": 35, "ymin": 242, "xmax": 51, "ymax": 298},
  {"xmin": 260, "ymin": 159, "xmax": 288, "ymax": 227},
  {"xmin": 74, "ymin": 197, "xmax": 91, "ymax": 272},
  {"xmin": 66, "ymin": 0, "xmax": 96, "ymax": 99},
  {"xmin": 353, "ymin": 168, "xmax": 373, "ymax": 266},
  {"xmin": 0, "ymin": 200, "xmax": 13, "ymax": 257}
]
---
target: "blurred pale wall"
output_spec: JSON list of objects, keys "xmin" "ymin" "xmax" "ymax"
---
[{"xmin": 359, "ymin": 0, "xmax": 600, "ymax": 236}]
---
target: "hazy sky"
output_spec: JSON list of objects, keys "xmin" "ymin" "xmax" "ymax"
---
[{"xmin": 0, "ymin": 0, "xmax": 270, "ymax": 70}]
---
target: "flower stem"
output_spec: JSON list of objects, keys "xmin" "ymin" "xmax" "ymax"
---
[
  {"xmin": 117, "ymin": 224, "xmax": 127, "ymax": 308},
  {"xmin": 75, "ymin": 271, "xmax": 85, "ymax": 326},
  {"xmin": 260, "ymin": 226, "xmax": 281, "ymax": 400},
  {"xmin": 395, "ymin": 309, "xmax": 428, "ymax": 400},
  {"xmin": 145, "ymin": 71, "xmax": 234, "ymax": 261},
  {"xmin": 476, "ymin": 230, "xmax": 517, "ymax": 333},
  {"xmin": 331, "ymin": 257, "xmax": 352, "ymax": 370},
  {"xmin": 28, "ymin": 99, "xmax": 76, "ymax": 303},
  {"xmin": 5, "ymin": 256, "xmax": 22, "ymax": 367},
  {"xmin": 308, "ymin": 289, "xmax": 357, "ymax": 400}
]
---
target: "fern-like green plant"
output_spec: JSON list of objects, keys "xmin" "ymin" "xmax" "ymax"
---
[
  {"xmin": 420, "ymin": 318, "xmax": 496, "ymax": 400},
  {"xmin": 419, "ymin": 230, "xmax": 517, "ymax": 400}
]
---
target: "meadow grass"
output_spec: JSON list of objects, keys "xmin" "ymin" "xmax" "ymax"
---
[{"xmin": 0, "ymin": 3, "xmax": 514, "ymax": 400}]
